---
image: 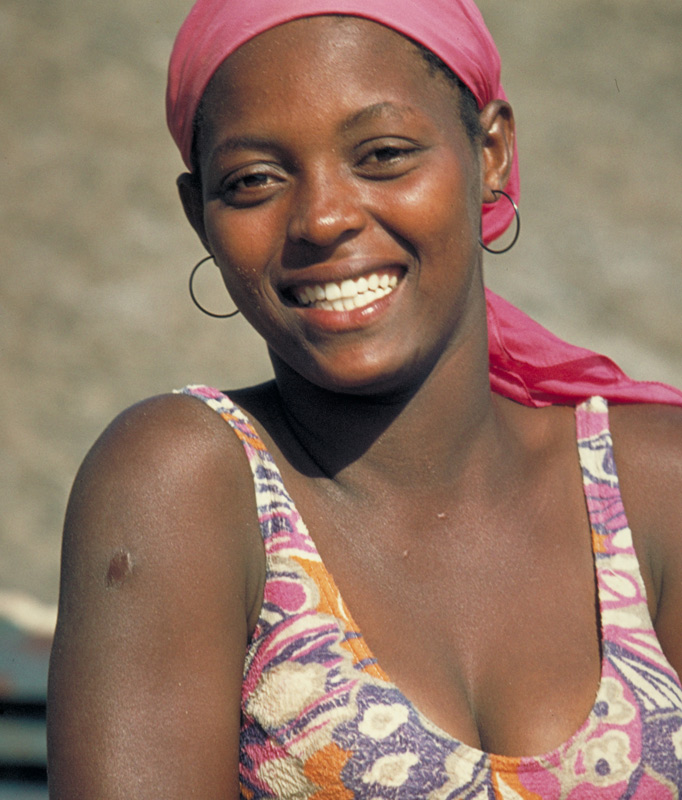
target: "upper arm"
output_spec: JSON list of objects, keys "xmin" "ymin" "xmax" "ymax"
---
[
  {"xmin": 47, "ymin": 394, "xmax": 263, "ymax": 800},
  {"xmin": 610, "ymin": 402, "xmax": 682, "ymax": 678}
]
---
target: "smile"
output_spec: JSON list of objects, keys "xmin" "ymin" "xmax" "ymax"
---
[{"xmin": 291, "ymin": 271, "xmax": 400, "ymax": 311}]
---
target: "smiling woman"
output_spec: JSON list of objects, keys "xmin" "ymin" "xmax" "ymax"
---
[
  {"xmin": 178, "ymin": 16, "xmax": 496, "ymax": 394},
  {"xmin": 47, "ymin": 0, "xmax": 682, "ymax": 798}
]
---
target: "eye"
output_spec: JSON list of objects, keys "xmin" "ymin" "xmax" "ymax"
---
[
  {"xmin": 356, "ymin": 139, "xmax": 421, "ymax": 178},
  {"xmin": 369, "ymin": 146, "xmax": 412, "ymax": 163},
  {"xmin": 218, "ymin": 165, "xmax": 286, "ymax": 207}
]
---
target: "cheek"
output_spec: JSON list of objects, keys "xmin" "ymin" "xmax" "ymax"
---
[
  {"xmin": 205, "ymin": 205, "xmax": 283, "ymax": 292},
  {"xmin": 207, "ymin": 211, "xmax": 271, "ymax": 264},
  {"xmin": 384, "ymin": 163, "xmax": 478, "ymax": 262}
]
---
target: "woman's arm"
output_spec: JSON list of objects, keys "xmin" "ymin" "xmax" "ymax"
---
[
  {"xmin": 611, "ymin": 402, "xmax": 682, "ymax": 677},
  {"xmin": 47, "ymin": 394, "xmax": 264, "ymax": 800}
]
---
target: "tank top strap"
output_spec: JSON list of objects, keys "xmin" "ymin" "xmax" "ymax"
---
[
  {"xmin": 174, "ymin": 384, "xmax": 307, "ymax": 552},
  {"xmin": 575, "ymin": 396, "xmax": 675, "ymax": 669}
]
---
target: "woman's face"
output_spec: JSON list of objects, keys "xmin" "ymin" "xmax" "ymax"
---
[{"xmin": 187, "ymin": 16, "xmax": 489, "ymax": 394}]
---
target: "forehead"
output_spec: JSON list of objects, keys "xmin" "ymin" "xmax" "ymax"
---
[
  {"xmin": 219, "ymin": 15, "xmax": 423, "ymax": 74},
  {"xmin": 199, "ymin": 16, "xmax": 457, "ymax": 124}
]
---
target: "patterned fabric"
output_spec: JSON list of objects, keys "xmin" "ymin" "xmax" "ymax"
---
[{"xmin": 178, "ymin": 386, "xmax": 682, "ymax": 798}]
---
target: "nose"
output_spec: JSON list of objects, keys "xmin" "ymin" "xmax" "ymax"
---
[{"xmin": 287, "ymin": 166, "xmax": 366, "ymax": 248}]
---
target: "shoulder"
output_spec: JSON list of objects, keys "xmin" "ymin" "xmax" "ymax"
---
[
  {"xmin": 608, "ymin": 402, "xmax": 682, "ymax": 668},
  {"xmin": 81, "ymin": 389, "xmax": 244, "ymax": 474},
  {"xmin": 608, "ymin": 402, "xmax": 682, "ymax": 522},
  {"xmin": 74, "ymin": 390, "xmax": 252, "ymax": 503},
  {"xmin": 63, "ymin": 390, "xmax": 265, "ymax": 625}
]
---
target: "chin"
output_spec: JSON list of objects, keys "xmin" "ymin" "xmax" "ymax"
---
[{"xmin": 273, "ymin": 346, "xmax": 433, "ymax": 400}]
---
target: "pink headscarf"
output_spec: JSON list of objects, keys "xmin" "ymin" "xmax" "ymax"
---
[
  {"xmin": 167, "ymin": 0, "xmax": 682, "ymax": 407},
  {"xmin": 167, "ymin": 0, "xmax": 518, "ymax": 244}
]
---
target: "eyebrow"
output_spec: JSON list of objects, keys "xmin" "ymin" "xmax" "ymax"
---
[
  {"xmin": 209, "ymin": 135, "xmax": 280, "ymax": 162},
  {"xmin": 341, "ymin": 102, "xmax": 418, "ymax": 130}
]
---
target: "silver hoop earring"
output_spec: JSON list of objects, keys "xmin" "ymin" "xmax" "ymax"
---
[
  {"xmin": 479, "ymin": 189, "xmax": 520, "ymax": 255},
  {"xmin": 188, "ymin": 256, "xmax": 240, "ymax": 318}
]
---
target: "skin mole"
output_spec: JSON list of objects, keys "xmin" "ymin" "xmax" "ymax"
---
[{"xmin": 105, "ymin": 548, "xmax": 134, "ymax": 588}]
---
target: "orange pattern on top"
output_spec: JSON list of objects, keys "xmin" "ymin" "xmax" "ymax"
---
[
  {"xmin": 220, "ymin": 412, "xmax": 268, "ymax": 451},
  {"xmin": 490, "ymin": 755, "xmax": 546, "ymax": 799},
  {"xmin": 592, "ymin": 529, "xmax": 608, "ymax": 554},
  {"xmin": 292, "ymin": 554, "xmax": 390, "ymax": 682},
  {"xmin": 305, "ymin": 743, "xmax": 354, "ymax": 800},
  {"xmin": 238, "ymin": 783, "xmax": 255, "ymax": 800}
]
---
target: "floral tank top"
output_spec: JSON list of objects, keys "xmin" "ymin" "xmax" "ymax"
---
[{"xmin": 178, "ymin": 386, "xmax": 682, "ymax": 798}]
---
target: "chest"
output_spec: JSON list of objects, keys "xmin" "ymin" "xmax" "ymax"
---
[
  {"xmin": 274, "ymin": 453, "xmax": 601, "ymax": 756},
  {"xmin": 239, "ymin": 450, "xmax": 682, "ymax": 798},
  {"xmin": 229, "ymin": 393, "xmax": 682, "ymax": 797}
]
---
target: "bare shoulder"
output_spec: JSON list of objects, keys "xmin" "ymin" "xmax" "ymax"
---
[
  {"xmin": 78, "ymin": 390, "xmax": 248, "ymax": 487},
  {"xmin": 609, "ymin": 402, "xmax": 682, "ymax": 674},
  {"xmin": 609, "ymin": 402, "xmax": 682, "ymax": 528},
  {"xmin": 62, "ymin": 391, "xmax": 263, "ymax": 597},
  {"xmin": 48, "ymin": 392, "xmax": 263, "ymax": 798}
]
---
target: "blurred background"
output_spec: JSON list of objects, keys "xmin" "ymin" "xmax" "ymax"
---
[{"xmin": 1, "ymin": 0, "xmax": 681, "ymax": 792}]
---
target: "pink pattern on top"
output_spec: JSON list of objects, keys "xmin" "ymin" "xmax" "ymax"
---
[{"xmin": 178, "ymin": 386, "xmax": 682, "ymax": 798}]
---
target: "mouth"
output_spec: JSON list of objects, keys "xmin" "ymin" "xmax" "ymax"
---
[{"xmin": 288, "ymin": 269, "xmax": 401, "ymax": 311}]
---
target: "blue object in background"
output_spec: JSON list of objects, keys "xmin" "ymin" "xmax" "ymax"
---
[{"xmin": 0, "ymin": 595, "xmax": 54, "ymax": 799}]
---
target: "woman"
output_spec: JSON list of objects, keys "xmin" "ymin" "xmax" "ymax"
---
[{"xmin": 47, "ymin": 0, "xmax": 682, "ymax": 797}]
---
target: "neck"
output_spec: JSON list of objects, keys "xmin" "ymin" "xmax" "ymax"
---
[{"xmin": 268, "ymin": 292, "xmax": 510, "ymax": 491}]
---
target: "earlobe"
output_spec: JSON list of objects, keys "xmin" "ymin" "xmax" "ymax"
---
[
  {"xmin": 177, "ymin": 172, "xmax": 210, "ymax": 252},
  {"xmin": 478, "ymin": 101, "xmax": 515, "ymax": 204}
]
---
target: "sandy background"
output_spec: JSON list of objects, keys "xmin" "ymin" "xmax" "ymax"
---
[{"xmin": 2, "ymin": 0, "xmax": 681, "ymax": 611}]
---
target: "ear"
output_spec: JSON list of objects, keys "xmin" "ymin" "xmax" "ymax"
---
[
  {"xmin": 177, "ymin": 172, "xmax": 210, "ymax": 252},
  {"xmin": 478, "ymin": 101, "xmax": 515, "ymax": 204}
]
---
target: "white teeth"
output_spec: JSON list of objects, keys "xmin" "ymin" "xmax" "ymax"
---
[
  {"xmin": 325, "ymin": 282, "xmax": 341, "ymax": 301},
  {"xmin": 354, "ymin": 289, "xmax": 383, "ymax": 308},
  {"xmin": 340, "ymin": 279, "xmax": 358, "ymax": 298},
  {"xmin": 292, "ymin": 271, "xmax": 400, "ymax": 310}
]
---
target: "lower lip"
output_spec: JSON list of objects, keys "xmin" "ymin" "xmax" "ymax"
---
[{"xmin": 290, "ymin": 285, "xmax": 400, "ymax": 333}]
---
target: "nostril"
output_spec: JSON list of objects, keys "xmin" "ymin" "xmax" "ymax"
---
[{"xmin": 287, "ymin": 178, "xmax": 366, "ymax": 247}]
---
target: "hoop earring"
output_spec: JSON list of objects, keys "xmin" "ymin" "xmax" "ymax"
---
[
  {"xmin": 479, "ymin": 189, "xmax": 520, "ymax": 255},
  {"xmin": 188, "ymin": 256, "xmax": 240, "ymax": 318}
]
